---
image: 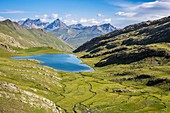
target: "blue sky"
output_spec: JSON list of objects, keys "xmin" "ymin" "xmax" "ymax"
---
[{"xmin": 0, "ymin": 0, "xmax": 169, "ymax": 27}]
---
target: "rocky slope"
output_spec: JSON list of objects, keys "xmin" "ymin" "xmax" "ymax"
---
[
  {"xmin": 19, "ymin": 18, "xmax": 49, "ymax": 29},
  {"xmin": 0, "ymin": 50, "xmax": 64, "ymax": 113},
  {"xmin": 44, "ymin": 19, "xmax": 68, "ymax": 31},
  {"xmin": 0, "ymin": 82, "xmax": 62, "ymax": 113},
  {"xmin": 47, "ymin": 19, "xmax": 116, "ymax": 47},
  {"xmin": 74, "ymin": 16, "xmax": 170, "ymax": 67},
  {"xmin": 0, "ymin": 19, "xmax": 73, "ymax": 51},
  {"xmin": 67, "ymin": 24, "xmax": 116, "ymax": 47}
]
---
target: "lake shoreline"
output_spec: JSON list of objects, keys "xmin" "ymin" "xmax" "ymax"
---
[{"xmin": 12, "ymin": 54, "xmax": 94, "ymax": 73}]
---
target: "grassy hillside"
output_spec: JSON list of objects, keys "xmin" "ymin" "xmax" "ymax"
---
[
  {"xmin": 72, "ymin": 16, "xmax": 170, "ymax": 112},
  {"xmin": 0, "ymin": 19, "xmax": 74, "ymax": 51},
  {"xmin": 75, "ymin": 16, "xmax": 170, "ymax": 52},
  {"xmin": 74, "ymin": 16, "xmax": 170, "ymax": 66}
]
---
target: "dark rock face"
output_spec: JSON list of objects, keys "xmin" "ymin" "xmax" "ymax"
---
[
  {"xmin": 81, "ymin": 46, "xmax": 128, "ymax": 58},
  {"xmin": 134, "ymin": 74, "xmax": 153, "ymax": 80},
  {"xmin": 90, "ymin": 48, "xmax": 103, "ymax": 54},
  {"xmin": 105, "ymin": 43, "xmax": 117, "ymax": 49},
  {"xmin": 112, "ymin": 72, "xmax": 133, "ymax": 76},
  {"xmin": 146, "ymin": 78, "xmax": 170, "ymax": 86},
  {"xmin": 123, "ymin": 23, "xmax": 170, "ymax": 46},
  {"xmin": 0, "ymin": 43, "xmax": 10, "ymax": 50},
  {"xmin": 95, "ymin": 48, "xmax": 170, "ymax": 67},
  {"xmin": 0, "ymin": 42, "xmax": 15, "ymax": 52},
  {"xmin": 113, "ymin": 89, "xmax": 132, "ymax": 93}
]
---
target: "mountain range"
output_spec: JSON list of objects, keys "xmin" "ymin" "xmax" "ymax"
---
[
  {"xmin": 18, "ymin": 18, "xmax": 49, "ymax": 29},
  {"xmin": 18, "ymin": 18, "xmax": 116, "ymax": 47}
]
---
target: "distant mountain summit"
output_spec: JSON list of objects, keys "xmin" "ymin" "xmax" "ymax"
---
[
  {"xmin": 18, "ymin": 20, "xmax": 25, "ymax": 25},
  {"xmin": 98, "ymin": 23, "xmax": 117, "ymax": 34},
  {"xmin": 18, "ymin": 18, "xmax": 116, "ymax": 47},
  {"xmin": 69, "ymin": 24, "xmax": 84, "ymax": 30},
  {"xmin": 19, "ymin": 18, "xmax": 49, "ymax": 29},
  {"xmin": 44, "ymin": 19, "xmax": 68, "ymax": 31}
]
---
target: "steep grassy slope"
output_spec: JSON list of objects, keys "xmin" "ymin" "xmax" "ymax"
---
[
  {"xmin": 0, "ymin": 19, "xmax": 74, "ymax": 51},
  {"xmin": 75, "ymin": 16, "xmax": 170, "ymax": 52},
  {"xmin": 74, "ymin": 16, "xmax": 170, "ymax": 66}
]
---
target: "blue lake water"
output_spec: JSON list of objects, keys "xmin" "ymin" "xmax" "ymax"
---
[{"xmin": 12, "ymin": 54, "xmax": 94, "ymax": 72}]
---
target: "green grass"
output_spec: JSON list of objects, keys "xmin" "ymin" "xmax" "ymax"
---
[
  {"xmin": 0, "ymin": 47, "xmax": 170, "ymax": 113},
  {"xmin": 0, "ymin": 98, "xmax": 48, "ymax": 113}
]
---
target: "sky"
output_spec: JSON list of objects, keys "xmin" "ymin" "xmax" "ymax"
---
[{"xmin": 0, "ymin": 0, "xmax": 170, "ymax": 27}]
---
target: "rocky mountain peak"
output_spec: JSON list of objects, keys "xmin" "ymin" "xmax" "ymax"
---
[
  {"xmin": 44, "ymin": 19, "xmax": 68, "ymax": 31},
  {"xmin": 69, "ymin": 24, "xmax": 84, "ymax": 30},
  {"xmin": 3, "ymin": 19, "xmax": 12, "ymax": 23},
  {"xmin": 98, "ymin": 23, "xmax": 117, "ymax": 34},
  {"xmin": 20, "ymin": 18, "xmax": 49, "ymax": 29}
]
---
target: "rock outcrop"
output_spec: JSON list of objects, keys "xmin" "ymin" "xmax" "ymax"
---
[{"xmin": 0, "ymin": 82, "xmax": 62, "ymax": 113}]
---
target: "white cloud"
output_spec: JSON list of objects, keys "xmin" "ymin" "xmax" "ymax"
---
[
  {"xmin": 35, "ymin": 15, "xmax": 39, "ymax": 18},
  {"xmin": 103, "ymin": 18, "xmax": 112, "ymax": 23},
  {"xmin": 43, "ymin": 14, "xmax": 48, "ymax": 18},
  {"xmin": 107, "ymin": 0, "xmax": 134, "ymax": 8},
  {"xmin": 59, "ymin": 17, "xmax": 63, "ymax": 20},
  {"xmin": 65, "ymin": 14, "xmax": 72, "ymax": 18},
  {"xmin": 97, "ymin": 13, "xmax": 103, "ymax": 17},
  {"xmin": 40, "ymin": 19, "xmax": 47, "ymax": 22},
  {"xmin": 114, "ymin": 0, "xmax": 170, "ymax": 26},
  {"xmin": 79, "ymin": 18, "xmax": 100, "ymax": 25},
  {"xmin": 80, "ymin": 18, "xmax": 88, "ymax": 23},
  {"xmin": 21, "ymin": 18, "xmax": 27, "ymax": 20},
  {"xmin": 0, "ymin": 10, "xmax": 25, "ymax": 14},
  {"xmin": 88, "ymin": 18, "xmax": 100, "ymax": 24},
  {"xmin": 158, "ymin": 0, "xmax": 169, "ymax": 1},
  {"xmin": 64, "ymin": 19, "xmax": 78, "ymax": 25},
  {"xmin": 33, "ymin": 13, "xmax": 111, "ymax": 26},
  {"xmin": 35, "ymin": 15, "xmax": 47, "ymax": 22},
  {"xmin": 77, "ymin": 18, "xmax": 112, "ymax": 26},
  {"xmin": 34, "ymin": 13, "xmax": 59, "ymax": 22},
  {"xmin": 116, "ymin": 12, "xmax": 136, "ymax": 17},
  {"xmin": 0, "ymin": 16, "xmax": 6, "ymax": 21},
  {"xmin": 70, "ymin": 20, "xmax": 78, "ymax": 24},
  {"xmin": 0, "ymin": 16, "xmax": 12, "ymax": 21},
  {"xmin": 129, "ymin": 0, "xmax": 170, "ymax": 11},
  {"xmin": 50, "ymin": 13, "xmax": 58, "ymax": 19}
]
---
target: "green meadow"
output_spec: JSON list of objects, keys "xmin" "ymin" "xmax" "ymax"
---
[{"xmin": 0, "ymin": 46, "xmax": 170, "ymax": 113}]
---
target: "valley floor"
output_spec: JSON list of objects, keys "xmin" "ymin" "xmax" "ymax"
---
[{"xmin": 0, "ymin": 47, "xmax": 170, "ymax": 113}]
